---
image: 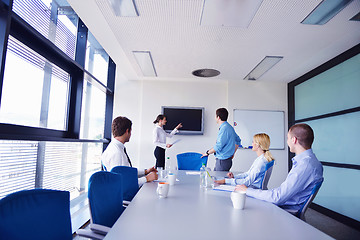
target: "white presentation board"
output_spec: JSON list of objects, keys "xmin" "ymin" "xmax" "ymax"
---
[{"xmin": 233, "ymin": 109, "xmax": 285, "ymax": 150}]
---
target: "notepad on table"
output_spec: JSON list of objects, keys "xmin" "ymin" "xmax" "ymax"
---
[{"xmin": 213, "ymin": 185, "xmax": 236, "ymax": 192}]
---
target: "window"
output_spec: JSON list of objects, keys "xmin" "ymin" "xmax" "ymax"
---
[
  {"xmin": 0, "ymin": 36, "xmax": 69, "ymax": 130},
  {"xmin": 0, "ymin": 140, "xmax": 102, "ymax": 200},
  {"xmin": 12, "ymin": 0, "xmax": 78, "ymax": 59},
  {"xmin": 80, "ymin": 79, "xmax": 107, "ymax": 140},
  {"xmin": 0, "ymin": 0, "xmax": 115, "ymax": 231},
  {"xmin": 288, "ymin": 46, "xmax": 360, "ymax": 229},
  {"xmin": 85, "ymin": 31, "xmax": 109, "ymax": 85}
]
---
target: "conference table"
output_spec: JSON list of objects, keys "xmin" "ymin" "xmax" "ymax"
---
[{"xmin": 104, "ymin": 170, "xmax": 333, "ymax": 240}]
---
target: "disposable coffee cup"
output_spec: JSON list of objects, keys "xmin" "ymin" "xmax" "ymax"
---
[
  {"xmin": 230, "ymin": 191, "xmax": 246, "ymax": 209},
  {"xmin": 156, "ymin": 182, "xmax": 170, "ymax": 198},
  {"xmin": 168, "ymin": 173, "xmax": 176, "ymax": 185}
]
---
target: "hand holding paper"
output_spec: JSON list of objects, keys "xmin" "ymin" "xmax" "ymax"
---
[{"xmin": 170, "ymin": 139, "xmax": 181, "ymax": 145}]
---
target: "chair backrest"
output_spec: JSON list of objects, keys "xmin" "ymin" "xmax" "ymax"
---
[
  {"xmin": 298, "ymin": 179, "xmax": 324, "ymax": 220},
  {"xmin": 111, "ymin": 166, "xmax": 139, "ymax": 201},
  {"xmin": 177, "ymin": 152, "xmax": 208, "ymax": 170},
  {"xmin": 88, "ymin": 171, "xmax": 125, "ymax": 228},
  {"xmin": 260, "ymin": 160, "xmax": 275, "ymax": 190},
  {"xmin": 0, "ymin": 189, "xmax": 72, "ymax": 240}
]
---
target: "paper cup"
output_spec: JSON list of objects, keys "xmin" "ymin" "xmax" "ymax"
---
[
  {"xmin": 168, "ymin": 173, "xmax": 176, "ymax": 185},
  {"xmin": 156, "ymin": 182, "xmax": 170, "ymax": 198},
  {"xmin": 230, "ymin": 191, "xmax": 246, "ymax": 209}
]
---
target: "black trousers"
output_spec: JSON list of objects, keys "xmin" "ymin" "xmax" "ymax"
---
[
  {"xmin": 154, "ymin": 146, "xmax": 166, "ymax": 168},
  {"xmin": 214, "ymin": 157, "xmax": 233, "ymax": 171}
]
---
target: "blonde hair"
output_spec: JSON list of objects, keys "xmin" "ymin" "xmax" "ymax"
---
[{"xmin": 253, "ymin": 133, "xmax": 274, "ymax": 162}]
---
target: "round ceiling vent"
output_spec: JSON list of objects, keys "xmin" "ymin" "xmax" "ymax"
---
[{"xmin": 192, "ymin": 69, "xmax": 220, "ymax": 78}]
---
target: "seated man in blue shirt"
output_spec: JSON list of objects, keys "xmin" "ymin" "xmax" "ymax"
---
[
  {"xmin": 202, "ymin": 108, "xmax": 241, "ymax": 171},
  {"xmin": 235, "ymin": 123, "xmax": 323, "ymax": 213}
]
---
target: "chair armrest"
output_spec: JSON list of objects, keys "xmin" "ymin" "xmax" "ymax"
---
[
  {"xmin": 123, "ymin": 200, "xmax": 131, "ymax": 207},
  {"xmin": 76, "ymin": 229, "xmax": 105, "ymax": 240},
  {"xmin": 90, "ymin": 223, "xmax": 111, "ymax": 235},
  {"xmin": 286, "ymin": 209, "xmax": 299, "ymax": 216}
]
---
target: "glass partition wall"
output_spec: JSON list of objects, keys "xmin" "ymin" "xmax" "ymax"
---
[
  {"xmin": 0, "ymin": 0, "xmax": 115, "ymax": 230},
  {"xmin": 288, "ymin": 44, "xmax": 360, "ymax": 230}
]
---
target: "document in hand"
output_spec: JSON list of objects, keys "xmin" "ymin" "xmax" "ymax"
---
[
  {"xmin": 213, "ymin": 185, "xmax": 236, "ymax": 192},
  {"xmin": 170, "ymin": 139, "xmax": 181, "ymax": 145}
]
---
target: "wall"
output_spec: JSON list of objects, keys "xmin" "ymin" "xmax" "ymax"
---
[
  {"xmin": 228, "ymin": 81, "xmax": 288, "ymax": 188},
  {"xmin": 114, "ymin": 71, "xmax": 288, "ymax": 188}
]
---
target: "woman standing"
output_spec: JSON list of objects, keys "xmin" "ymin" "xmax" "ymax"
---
[{"xmin": 153, "ymin": 114, "xmax": 182, "ymax": 168}]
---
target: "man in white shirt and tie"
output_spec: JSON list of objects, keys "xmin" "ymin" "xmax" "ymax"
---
[{"xmin": 101, "ymin": 116, "xmax": 158, "ymax": 186}]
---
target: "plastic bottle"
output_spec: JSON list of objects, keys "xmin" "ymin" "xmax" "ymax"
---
[
  {"xmin": 166, "ymin": 157, "xmax": 171, "ymax": 175},
  {"xmin": 200, "ymin": 163, "xmax": 206, "ymax": 188},
  {"xmin": 205, "ymin": 167, "xmax": 213, "ymax": 188}
]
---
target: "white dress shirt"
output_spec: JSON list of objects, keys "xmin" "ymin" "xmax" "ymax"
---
[
  {"xmin": 225, "ymin": 154, "xmax": 269, "ymax": 189},
  {"xmin": 101, "ymin": 139, "xmax": 147, "ymax": 186},
  {"xmin": 246, "ymin": 149, "xmax": 323, "ymax": 211},
  {"xmin": 153, "ymin": 125, "xmax": 178, "ymax": 149}
]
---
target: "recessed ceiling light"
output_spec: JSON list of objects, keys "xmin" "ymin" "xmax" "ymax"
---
[
  {"xmin": 133, "ymin": 51, "xmax": 157, "ymax": 77},
  {"xmin": 200, "ymin": 0, "xmax": 264, "ymax": 28},
  {"xmin": 107, "ymin": 0, "xmax": 138, "ymax": 17},
  {"xmin": 192, "ymin": 69, "xmax": 220, "ymax": 78},
  {"xmin": 244, "ymin": 56, "xmax": 283, "ymax": 81},
  {"xmin": 301, "ymin": 0, "xmax": 353, "ymax": 25}
]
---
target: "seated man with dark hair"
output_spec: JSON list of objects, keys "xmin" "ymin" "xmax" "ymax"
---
[
  {"xmin": 236, "ymin": 123, "xmax": 323, "ymax": 212},
  {"xmin": 101, "ymin": 116, "xmax": 158, "ymax": 186}
]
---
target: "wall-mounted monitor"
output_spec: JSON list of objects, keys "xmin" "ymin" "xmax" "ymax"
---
[{"xmin": 161, "ymin": 106, "xmax": 204, "ymax": 135}]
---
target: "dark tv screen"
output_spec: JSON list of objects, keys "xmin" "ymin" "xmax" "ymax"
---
[{"xmin": 162, "ymin": 107, "xmax": 204, "ymax": 135}]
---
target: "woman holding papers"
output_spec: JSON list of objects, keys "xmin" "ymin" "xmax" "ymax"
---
[
  {"xmin": 215, "ymin": 133, "xmax": 274, "ymax": 189},
  {"xmin": 153, "ymin": 114, "xmax": 182, "ymax": 168}
]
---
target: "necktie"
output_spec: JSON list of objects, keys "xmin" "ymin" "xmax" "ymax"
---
[{"xmin": 124, "ymin": 147, "xmax": 132, "ymax": 167}]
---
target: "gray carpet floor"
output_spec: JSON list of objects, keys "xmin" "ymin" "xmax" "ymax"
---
[{"xmin": 305, "ymin": 208, "xmax": 360, "ymax": 240}]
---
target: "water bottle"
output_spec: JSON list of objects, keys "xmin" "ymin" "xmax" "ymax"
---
[
  {"xmin": 200, "ymin": 163, "xmax": 206, "ymax": 188},
  {"xmin": 205, "ymin": 167, "xmax": 213, "ymax": 188},
  {"xmin": 165, "ymin": 156, "xmax": 171, "ymax": 175}
]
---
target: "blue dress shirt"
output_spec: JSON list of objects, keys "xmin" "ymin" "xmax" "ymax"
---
[
  {"xmin": 246, "ymin": 149, "xmax": 323, "ymax": 211},
  {"xmin": 225, "ymin": 154, "xmax": 269, "ymax": 189},
  {"xmin": 213, "ymin": 122, "xmax": 241, "ymax": 160}
]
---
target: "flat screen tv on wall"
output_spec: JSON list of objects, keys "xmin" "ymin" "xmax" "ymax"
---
[{"xmin": 161, "ymin": 106, "xmax": 204, "ymax": 135}]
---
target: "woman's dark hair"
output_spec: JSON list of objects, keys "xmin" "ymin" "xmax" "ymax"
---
[
  {"xmin": 112, "ymin": 116, "xmax": 132, "ymax": 137},
  {"xmin": 153, "ymin": 114, "xmax": 166, "ymax": 124},
  {"xmin": 216, "ymin": 108, "xmax": 228, "ymax": 121}
]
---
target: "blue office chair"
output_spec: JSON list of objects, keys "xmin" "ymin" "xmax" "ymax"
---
[
  {"xmin": 177, "ymin": 152, "xmax": 208, "ymax": 170},
  {"xmin": 0, "ymin": 189, "xmax": 72, "ymax": 240},
  {"xmin": 77, "ymin": 171, "xmax": 125, "ymax": 239},
  {"xmin": 111, "ymin": 166, "xmax": 139, "ymax": 202},
  {"xmin": 287, "ymin": 179, "xmax": 324, "ymax": 221},
  {"xmin": 260, "ymin": 160, "xmax": 275, "ymax": 190}
]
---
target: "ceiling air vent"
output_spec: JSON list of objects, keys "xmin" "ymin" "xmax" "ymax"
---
[{"xmin": 192, "ymin": 69, "xmax": 220, "ymax": 78}]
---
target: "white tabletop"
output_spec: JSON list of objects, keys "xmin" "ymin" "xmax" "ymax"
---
[{"xmin": 104, "ymin": 170, "xmax": 333, "ymax": 240}]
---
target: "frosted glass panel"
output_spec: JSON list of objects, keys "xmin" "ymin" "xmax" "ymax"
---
[
  {"xmin": 304, "ymin": 111, "xmax": 360, "ymax": 165},
  {"xmin": 314, "ymin": 166, "xmax": 360, "ymax": 222},
  {"xmin": 295, "ymin": 54, "xmax": 360, "ymax": 120}
]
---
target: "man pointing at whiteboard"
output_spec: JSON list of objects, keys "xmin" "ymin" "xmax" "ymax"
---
[{"xmin": 202, "ymin": 108, "xmax": 241, "ymax": 171}]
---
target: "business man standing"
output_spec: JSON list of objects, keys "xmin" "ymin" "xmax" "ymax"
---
[{"xmin": 203, "ymin": 108, "xmax": 241, "ymax": 171}]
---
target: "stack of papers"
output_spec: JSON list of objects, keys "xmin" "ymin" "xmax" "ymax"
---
[
  {"xmin": 213, "ymin": 185, "xmax": 236, "ymax": 192},
  {"xmin": 185, "ymin": 171, "xmax": 200, "ymax": 175}
]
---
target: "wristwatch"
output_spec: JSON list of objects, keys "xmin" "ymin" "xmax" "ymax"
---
[{"xmin": 206, "ymin": 150, "xmax": 210, "ymax": 155}]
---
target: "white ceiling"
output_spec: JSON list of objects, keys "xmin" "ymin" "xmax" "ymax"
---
[{"xmin": 68, "ymin": 0, "xmax": 360, "ymax": 82}]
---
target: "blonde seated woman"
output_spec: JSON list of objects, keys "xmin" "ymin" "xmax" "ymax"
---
[{"xmin": 215, "ymin": 133, "xmax": 274, "ymax": 189}]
